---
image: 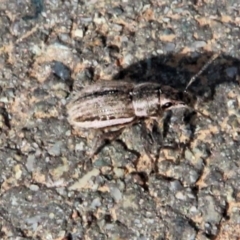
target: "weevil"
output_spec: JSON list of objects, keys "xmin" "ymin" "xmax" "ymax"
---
[
  {"xmin": 67, "ymin": 53, "xmax": 219, "ymax": 157},
  {"xmin": 67, "ymin": 81, "xmax": 194, "ymax": 129},
  {"xmin": 67, "ymin": 54, "xmax": 218, "ymax": 128}
]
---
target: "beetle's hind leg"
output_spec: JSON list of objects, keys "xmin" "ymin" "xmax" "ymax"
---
[
  {"xmin": 84, "ymin": 120, "xmax": 140, "ymax": 169},
  {"xmin": 89, "ymin": 127, "xmax": 125, "ymax": 157}
]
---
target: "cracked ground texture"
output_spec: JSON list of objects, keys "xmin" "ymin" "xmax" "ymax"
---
[{"xmin": 0, "ymin": 0, "xmax": 240, "ymax": 239}]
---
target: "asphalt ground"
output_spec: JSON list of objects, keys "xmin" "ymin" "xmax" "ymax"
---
[{"xmin": 0, "ymin": 0, "xmax": 240, "ymax": 239}]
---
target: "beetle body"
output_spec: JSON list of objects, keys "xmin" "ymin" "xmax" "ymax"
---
[{"xmin": 67, "ymin": 81, "xmax": 193, "ymax": 129}]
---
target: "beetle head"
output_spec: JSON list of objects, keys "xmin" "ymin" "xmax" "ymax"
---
[{"xmin": 159, "ymin": 86, "xmax": 196, "ymax": 111}]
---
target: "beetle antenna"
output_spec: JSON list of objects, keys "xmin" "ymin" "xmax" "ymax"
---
[{"xmin": 184, "ymin": 52, "xmax": 220, "ymax": 92}]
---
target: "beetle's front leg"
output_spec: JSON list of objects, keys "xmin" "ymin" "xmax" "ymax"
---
[{"xmin": 140, "ymin": 115, "xmax": 183, "ymax": 172}]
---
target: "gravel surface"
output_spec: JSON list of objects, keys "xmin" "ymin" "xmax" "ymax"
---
[{"xmin": 0, "ymin": 0, "xmax": 240, "ymax": 239}]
